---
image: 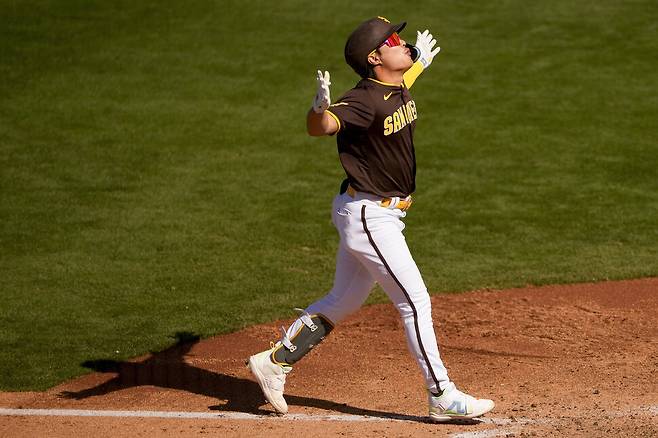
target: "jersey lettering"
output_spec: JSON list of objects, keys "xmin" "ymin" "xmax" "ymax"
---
[
  {"xmin": 384, "ymin": 117, "xmax": 393, "ymax": 136},
  {"xmin": 383, "ymin": 100, "xmax": 418, "ymax": 136}
]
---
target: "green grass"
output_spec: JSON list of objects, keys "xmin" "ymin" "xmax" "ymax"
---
[{"xmin": 1, "ymin": 0, "xmax": 656, "ymax": 390}]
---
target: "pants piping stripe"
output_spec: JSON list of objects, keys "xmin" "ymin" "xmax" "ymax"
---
[{"xmin": 360, "ymin": 205, "xmax": 441, "ymax": 390}]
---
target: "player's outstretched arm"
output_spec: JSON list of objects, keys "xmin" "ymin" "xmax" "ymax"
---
[
  {"xmin": 307, "ymin": 70, "xmax": 339, "ymax": 136},
  {"xmin": 403, "ymin": 30, "xmax": 441, "ymax": 88}
]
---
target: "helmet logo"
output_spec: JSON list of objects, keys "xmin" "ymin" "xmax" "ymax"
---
[{"xmin": 377, "ymin": 16, "xmax": 390, "ymax": 23}]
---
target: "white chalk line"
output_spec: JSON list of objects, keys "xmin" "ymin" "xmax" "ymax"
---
[
  {"xmin": 0, "ymin": 407, "xmax": 523, "ymax": 425},
  {"xmin": 2, "ymin": 406, "xmax": 655, "ymax": 422},
  {"xmin": 0, "ymin": 408, "xmax": 379, "ymax": 422},
  {"xmin": 1, "ymin": 405, "xmax": 654, "ymax": 437}
]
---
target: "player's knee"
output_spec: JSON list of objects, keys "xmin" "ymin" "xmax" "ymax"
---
[
  {"xmin": 307, "ymin": 294, "xmax": 357, "ymax": 324},
  {"xmin": 395, "ymin": 290, "xmax": 431, "ymax": 319},
  {"xmin": 414, "ymin": 291, "xmax": 431, "ymax": 312}
]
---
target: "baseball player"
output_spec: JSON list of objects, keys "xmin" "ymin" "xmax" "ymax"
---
[{"xmin": 248, "ymin": 17, "xmax": 494, "ymax": 422}]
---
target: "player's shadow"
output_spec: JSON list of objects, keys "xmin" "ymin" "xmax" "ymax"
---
[{"xmin": 60, "ymin": 331, "xmax": 464, "ymax": 423}]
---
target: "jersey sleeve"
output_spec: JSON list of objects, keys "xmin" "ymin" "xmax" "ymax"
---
[
  {"xmin": 402, "ymin": 61, "xmax": 424, "ymax": 89},
  {"xmin": 325, "ymin": 88, "xmax": 375, "ymax": 133}
]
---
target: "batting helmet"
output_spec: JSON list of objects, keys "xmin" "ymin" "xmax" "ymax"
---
[{"xmin": 344, "ymin": 16, "xmax": 407, "ymax": 78}]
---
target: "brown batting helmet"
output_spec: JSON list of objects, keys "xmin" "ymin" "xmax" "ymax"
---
[{"xmin": 344, "ymin": 16, "xmax": 407, "ymax": 78}]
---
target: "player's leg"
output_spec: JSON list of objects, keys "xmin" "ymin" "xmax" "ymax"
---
[
  {"xmin": 353, "ymin": 204, "xmax": 494, "ymax": 421},
  {"xmin": 248, "ymin": 195, "xmax": 375, "ymax": 414},
  {"xmin": 354, "ymin": 204, "xmax": 449, "ymax": 393}
]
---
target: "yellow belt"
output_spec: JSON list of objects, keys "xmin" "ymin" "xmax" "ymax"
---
[{"xmin": 346, "ymin": 185, "xmax": 413, "ymax": 211}]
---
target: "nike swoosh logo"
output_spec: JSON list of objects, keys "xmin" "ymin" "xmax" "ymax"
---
[{"xmin": 384, "ymin": 92, "xmax": 393, "ymax": 101}]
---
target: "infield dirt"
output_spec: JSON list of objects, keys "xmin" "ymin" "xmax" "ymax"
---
[{"xmin": 1, "ymin": 278, "xmax": 656, "ymax": 437}]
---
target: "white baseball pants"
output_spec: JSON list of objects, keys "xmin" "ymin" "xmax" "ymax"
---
[{"xmin": 282, "ymin": 190, "xmax": 450, "ymax": 393}]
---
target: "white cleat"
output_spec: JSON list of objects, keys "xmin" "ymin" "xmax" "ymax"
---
[
  {"xmin": 428, "ymin": 382, "xmax": 495, "ymax": 422},
  {"xmin": 248, "ymin": 347, "xmax": 292, "ymax": 414}
]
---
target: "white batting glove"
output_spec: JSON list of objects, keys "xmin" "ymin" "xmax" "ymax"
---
[
  {"xmin": 312, "ymin": 70, "xmax": 331, "ymax": 113},
  {"xmin": 415, "ymin": 30, "xmax": 441, "ymax": 69}
]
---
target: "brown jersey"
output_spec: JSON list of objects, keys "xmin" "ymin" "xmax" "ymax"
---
[{"xmin": 326, "ymin": 77, "xmax": 418, "ymax": 198}]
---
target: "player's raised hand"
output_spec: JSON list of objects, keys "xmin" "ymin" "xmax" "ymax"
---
[
  {"xmin": 312, "ymin": 70, "xmax": 331, "ymax": 113},
  {"xmin": 415, "ymin": 30, "xmax": 441, "ymax": 69}
]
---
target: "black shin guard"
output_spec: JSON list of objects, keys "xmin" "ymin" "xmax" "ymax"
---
[{"xmin": 272, "ymin": 311, "xmax": 333, "ymax": 365}]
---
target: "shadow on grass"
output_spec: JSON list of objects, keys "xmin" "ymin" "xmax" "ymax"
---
[{"xmin": 59, "ymin": 331, "xmax": 473, "ymax": 424}]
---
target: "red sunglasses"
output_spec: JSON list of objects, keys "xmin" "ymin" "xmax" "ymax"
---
[{"xmin": 380, "ymin": 32, "xmax": 402, "ymax": 48}]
